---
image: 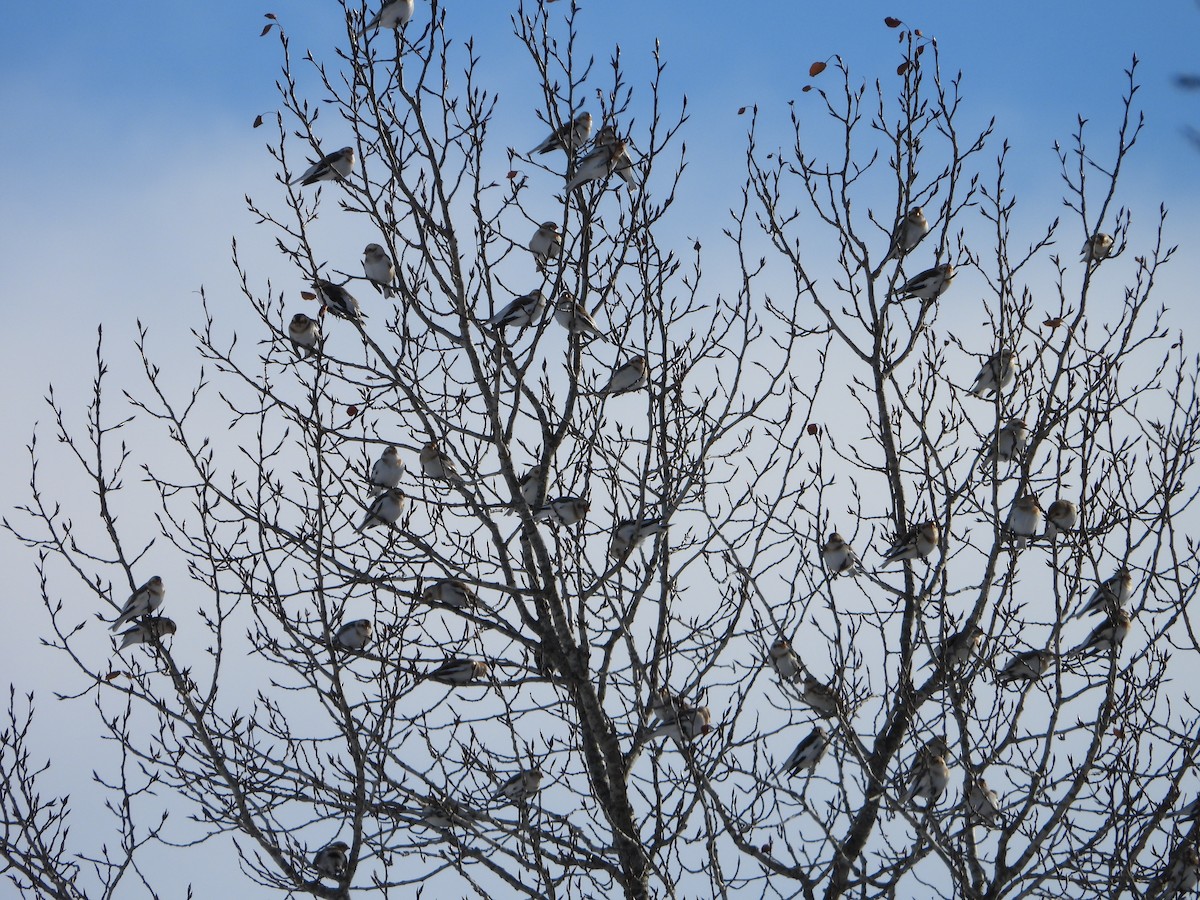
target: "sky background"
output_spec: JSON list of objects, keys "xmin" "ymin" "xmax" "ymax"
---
[{"xmin": 2, "ymin": 0, "xmax": 1199, "ymax": 894}]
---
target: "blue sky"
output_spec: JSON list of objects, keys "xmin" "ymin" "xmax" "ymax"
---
[{"xmin": 2, "ymin": 0, "xmax": 1199, "ymax": 894}]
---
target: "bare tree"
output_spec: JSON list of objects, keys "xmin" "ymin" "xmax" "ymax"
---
[{"xmin": 5, "ymin": 4, "xmax": 1200, "ymax": 898}]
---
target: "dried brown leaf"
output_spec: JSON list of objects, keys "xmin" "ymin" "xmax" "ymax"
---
[
  {"xmin": 884, "ymin": 16, "xmax": 902, "ymax": 27},
  {"xmin": 809, "ymin": 61, "xmax": 827, "ymax": 77}
]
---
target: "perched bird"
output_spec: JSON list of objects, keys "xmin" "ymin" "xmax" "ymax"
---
[
  {"xmin": 357, "ymin": 0, "xmax": 414, "ymax": 37},
  {"xmin": 533, "ymin": 496, "xmax": 590, "ymax": 526},
  {"xmin": 292, "ymin": 147, "xmax": 355, "ymax": 186},
  {"xmin": 885, "ymin": 207, "xmax": 929, "ymax": 261},
  {"xmin": 424, "ymin": 658, "xmax": 490, "ymax": 686},
  {"xmin": 880, "ymin": 521, "xmax": 940, "ymax": 565},
  {"xmin": 421, "ymin": 578, "xmax": 478, "ymax": 610},
  {"xmin": 968, "ymin": 349, "xmax": 1018, "ymax": 398},
  {"xmin": 553, "ymin": 294, "xmax": 605, "ymax": 340},
  {"xmin": 288, "ymin": 313, "xmax": 321, "ymax": 357},
  {"xmin": 116, "ymin": 617, "xmax": 177, "ymax": 652},
  {"xmin": 357, "ymin": 488, "xmax": 407, "ymax": 532},
  {"xmin": 1082, "ymin": 232, "xmax": 1115, "ymax": 266},
  {"xmin": 966, "ymin": 776, "xmax": 1002, "ymax": 826},
  {"xmin": 1162, "ymin": 845, "xmax": 1200, "ymax": 898},
  {"xmin": 1071, "ymin": 608, "xmax": 1132, "ymax": 657},
  {"xmin": 420, "ymin": 797, "xmax": 478, "ymax": 830},
  {"xmin": 1077, "ymin": 568, "xmax": 1134, "ymax": 618},
  {"xmin": 493, "ymin": 768, "xmax": 544, "ymax": 804},
  {"xmin": 780, "ymin": 726, "xmax": 829, "ymax": 777},
  {"xmin": 314, "ymin": 279, "xmax": 365, "ymax": 322},
  {"xmin": 987, "ymin": 418, "xmax": 1028, "ymax": 464},
  {"xmin": 767, "ymin": 638, "xmax": 804, "ymax": 683},
  {"xmin": 1007, "ymin": 495, "xmax": 1043, "ymax": 550},
  {"xmin": 333, "ymin": 619, "xmax": 373, "ymax": 651},
  {"xmin": 488, "ymin": 290, "xmax": 546, "ymax": 329},
  {"xmin": 592, "ymin": 125, "xmax": 637, "ymax": 188},
  {"xmin": 565, "ymin": 140, "xmax": 629, "ymax": 192},
  {"xmin": 996, "ymin": 649, "xmax": 1055, "ymax": 685},
  {"xmin": 1044, "ymin": 499, "xmax": 1079, "ymax": 540},
  {"xmin": 822, "ymin": 532, "xmax": 862, "ymax": 576},
  {"xmin": 530, "ymin": 111, "xmax": 593, "ymax": 155},
  {"xmin": 609, "ymin": 516, "xmax": 665, "ymax": 558},
  {"xmin": 529, "ymin": 222, "xmax": 562, "ymax": 268},
  {"xmin": 312, "ymin": 841, "xmax": 350, "ymax": 879},
  {"xmin": 517, "ymin": 466, "xmax": 547, "ymax": 508},
  {"xmin": 902, "ymin": 739, "xmax": 951, "ymax": 806},
  {"xmin": 419, "ymin": 441, "xmax": 463, "ymax": 482},
  {"xmin": 896, "ymin": 263, "xmax": 954, "ymax": 305},
  {"xmin": 367, "ymin": 445, "xmax": 404, "ymax": 496},
  {"xmin": 362, "ymin": 244, "xmax": 397, "ymax": 298},
  {"xmin": 801, "ymin": 675, "xmax": 840, "ymax": 718},
  {"xmin": 599, "ymin": 356, "xmax": 649, "ymax": 396},
  {"xmin": 929, "ymin": 623, "xmax": 984, "ymax": 670},
  {"xmin": 651, "ymin": 704, "xmax": 712, "ymax": 742},
  {"xmin": 111, "ymin": 577, "xmax": 166, "ymax": 631}
]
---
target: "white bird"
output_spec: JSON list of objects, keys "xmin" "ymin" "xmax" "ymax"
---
[
  {"xmin": 987, "ymin": 418, "xmax": 1028, "ymax": 463},
  {"xmin": 111, "ymin": 577, "xmax": 166, "ymax": 631},
  {"xmin": 367, "ymin": 445, "xmax": 404, "ymax": 496},
  {"xmin": 419, "ymin": 441, "xmax": 463, "ymax": 482},
  {"xmin": 312, "ymin": 841, "xmax": 350, "ymax": 879},
  {"xmin": 421, "ymin": 578, "xmax": 478, "ymax": 610},
  {"xmin": 902, "ymin": 738, "xmax": 951, "ymax": 806},
  {"xmin": 424, "ymin": 658, "xmax": 490, "ymax": 686},
  {"xmin": 333, "ymin": 619, "xmax": 373, "ymax": 651},
  {"xmin": 801, "ymin": 675, "xmax": 840, "ymax": 718},
  {"xmin": 968, "ymin": 349, "xmax": 1017, "ymax": 398},
  {"xmin": 767, "ymin": 638, "xmax": 803, "ymax": 683},
  {"xmin": 609, "ymin": 516, "xmax": 665, "ymax": 558},
  {"xmin": 488, "ymin": 290, "xmax": 546, "ymax": 329},
  {"xmin": 966, "ymin": 777, "xmax": 1002, "ymax": 826},
  {"xmin": 822, "ymin": 532, "xmax": 862, "ymax": 576},
  {"xmin": 996, "ymin": 648, "xmax": 1054, "ymax": 685},
  {"xmin": 599, "ymin": 356, "xmax": 648, "ymax": 396},
  {"xmin": 288, "ymin": 313, "xmax": 320, "ymax": 357},
  {"xmin": 517, "ymin": 466, "xmax": 547, "ymax": 508},
  {"xmin": 565, "ymin": 140, "xmax": 629, "ymax": 192},
  {"xmin": 1163, "ymin": 845, "xmax": 1200, "ymax": 898},
  {"xmin": 651, "ymin": 704, "xmax": 712, "ymax": 742},
  {"xmin": 929, "ymin": 624, "xmax": 984, "ymax": 670},
  {"xmin": 493, "ymin": 768, "xmax": 544, "ymax": 804},
  {"xmin": 292, "ymin": 147, "xmax": 355, "ymax": 186},
  {"xmin": 1077, "ymin": 568, "xmax": 1134, "ymax": 618},
  {"xmin": 115, "ymin": 617, "xmax": 177, "ymax": 652},
  {"xmin": 420, "ymin": 797, "xmax": 478, "ymax": 830},
  {"xmin": 530, "ymin": 111, "xmax": 592, "ymax": 155},
  {"xmin": 1071, "ymin": 608, "xmax": 1132, "ymax": 657},
  {"xmin": 362, "ymin": 243, "xmax": 397, "ymax": 298},
  {"xmin": 1007, "ymin": 495, "xmax": 1043, "ymax": 550},
  {"xmin": 896, "ymin": 263, "xmax": 954, "ymax": 304},
  {"xmin": 880, "ymin": 521, "xmax": 940, "ymax": 565},
  {"xmin": 533, "ymin": 496, "xmax": 589, "ymax": 526},
  {"xmin": 1044, "ymin": 499, "xmax": 1079, "ymax": 540},
  {"xmin": 315, "ymin": 279, "xmax": 365, "ymax": 322},
  {"xmin": 885, "ymin": 207, "xmax": 929, "ymax": 261},
  {"xmin": 357, "ymin": 488, "xmax": 406, "ymax": 532},
  {"xmin": 357, "ymin": 0, "xmax": 414, "ymax": 37},
  {"xmin": 1082, "ymin": 232, "xmax": 1114, "ymax": 266},
  {"xmin": 780, "ymin": 726, "xmax": 829, "ymax": 777},
  {"xmin": 592, "ymin": 125, "xmax": 637, "ymax": 188},
  {"xmin": 529, "ymin": 222, "xmax": 562, "ymax": 268},
  {"xmin": 553, "ymin": 294, "xmax": 604, "ymax": 340}
]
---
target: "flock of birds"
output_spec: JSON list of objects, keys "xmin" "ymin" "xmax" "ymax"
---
[{"xmin": 105, "ymin": 0, "xmax": 1193, "ymax": 889}]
